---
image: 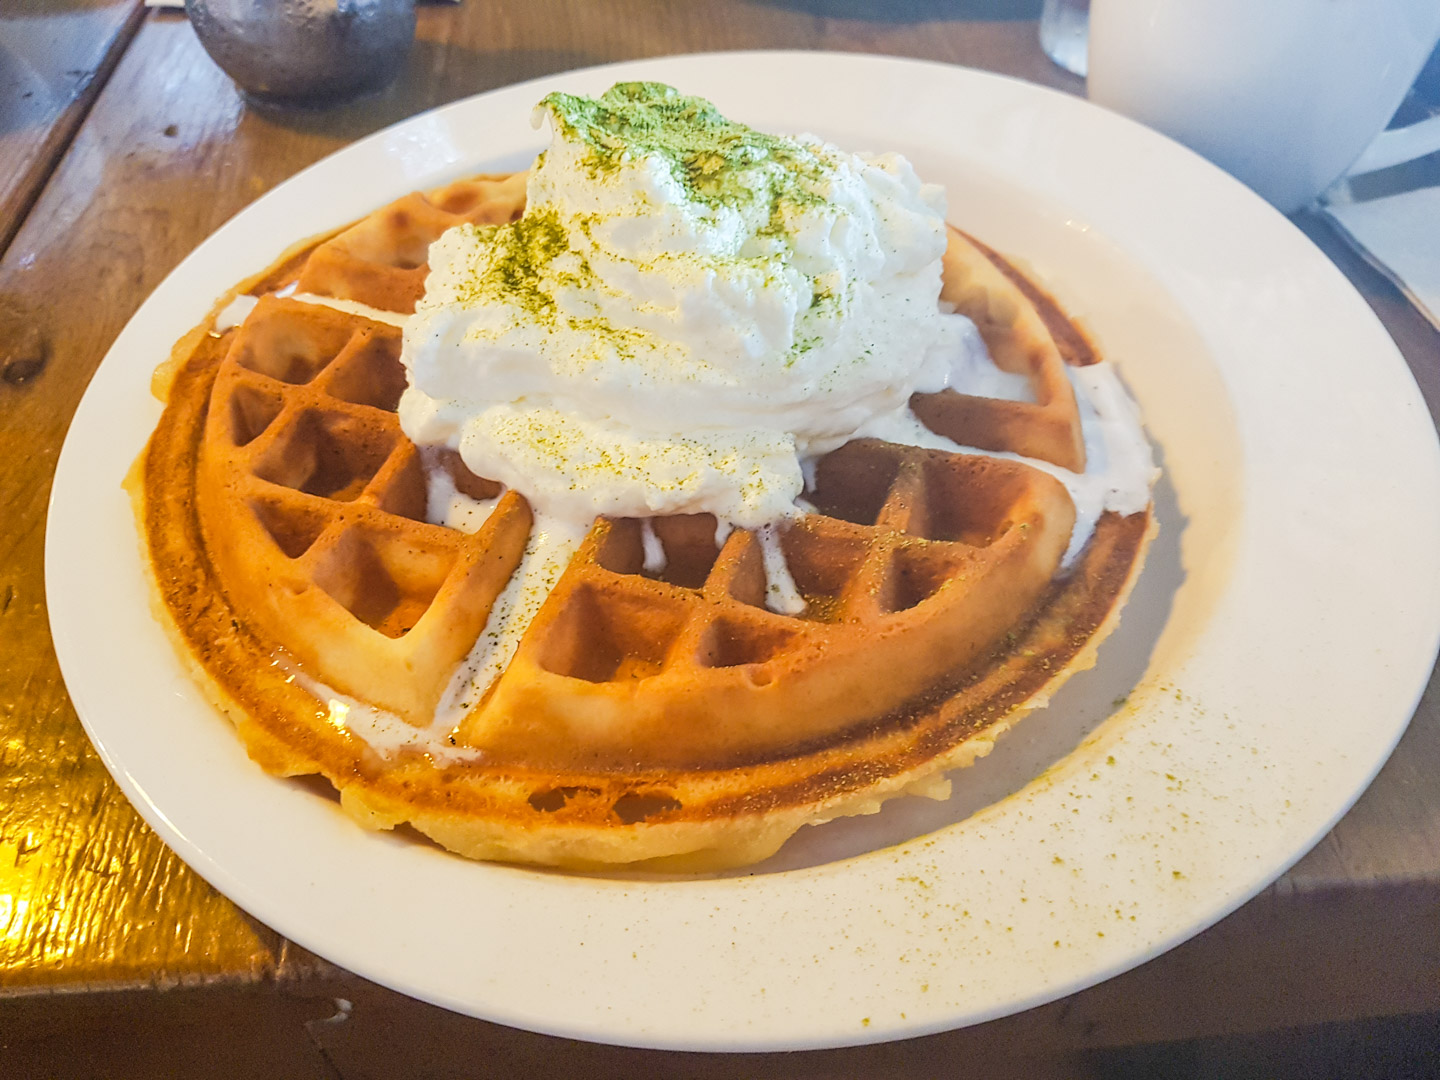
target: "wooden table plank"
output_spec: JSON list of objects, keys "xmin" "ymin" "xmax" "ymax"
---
[
  {"xmin": 0, "ymin": 0, "xmax": 144, "ymax": 256},
  {"xmin": 2, "ymin": 880, "xmax": 1436, "ymax": 1076},
  {"xmin": 1, "ymin": 1, "xmax": 1437, "ymax": 1066}
]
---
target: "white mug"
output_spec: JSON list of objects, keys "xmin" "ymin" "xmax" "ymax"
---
[{"xmin": 1087, "ymin": 0, "xmax": 1440, "ymax": 213}]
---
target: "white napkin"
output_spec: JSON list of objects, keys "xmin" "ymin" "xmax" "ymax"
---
[{"xmin": 1326, "ymin": 185, "xmax": 1440, "ymax": 332}]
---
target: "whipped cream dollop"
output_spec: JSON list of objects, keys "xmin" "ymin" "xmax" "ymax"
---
[{"xmin": 399, "ymin": 82, "xmax": 979, "ymax": 529}]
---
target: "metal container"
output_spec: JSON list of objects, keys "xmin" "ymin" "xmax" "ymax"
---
[{"xmin": 185, "ymin": 0, "xmax": 417, "ymax": 107}]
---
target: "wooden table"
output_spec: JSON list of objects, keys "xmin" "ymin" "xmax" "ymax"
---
[{"xmin": 2, "ymin": 2, "xmax": 1437, "ymax": 1074}]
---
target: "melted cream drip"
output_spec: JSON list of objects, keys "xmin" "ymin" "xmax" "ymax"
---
[
  {"xmin": 639, "ymin": 518, "xmax": 666, "ymax": 574},
  {"xmin": 433, "ymin": 514, "xmax": 589, "ymax": 726},
  {"xmin": 212, "ymin": 294, "xmax": 259, "ymax": 333},
  {"xmin": 757, "ymin": 522, "xmax": 806, "ymax": 615},
  {"xmin": 290, "ymin": 291, "xmax": 410, "ymax": 328},
  {"xmin": 293, "ymin": 673, "xmax": 482, "ymax": 764},
  {"xmin": 949, "ymin": 344, "xmax": 1035, "ymax": 402},
  {"xmin": 423, "ymin": 449, "xmax": 500, "ymax": 535}
]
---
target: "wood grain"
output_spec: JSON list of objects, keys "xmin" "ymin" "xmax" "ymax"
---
[
  {"xmin": 0, "ymin": 0, "xmax": 1437, "ymax": 1065},
  {"xmin": 1, "ymin": 882, "xmax": 1436, "ymax": 1075},
  {"xmin": 0, "ymin": 0, "xmax": 145, "ymax": 256}
]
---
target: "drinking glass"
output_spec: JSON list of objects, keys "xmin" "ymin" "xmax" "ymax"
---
[{"xmin": 1039, "ymin": 0, "xmax": 1089, "ymax": 78}]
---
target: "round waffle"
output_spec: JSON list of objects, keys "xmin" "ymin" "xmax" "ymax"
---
[{"xmin": 132, "ymin": 173, "xmax": 1154, "ymax": 870}]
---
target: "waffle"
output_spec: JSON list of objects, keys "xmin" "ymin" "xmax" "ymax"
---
[{"xmin": 132, "ymin": 173, "xmax": 1154, "ymax": 870}]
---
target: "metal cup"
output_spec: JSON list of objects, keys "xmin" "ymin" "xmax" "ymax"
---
[
  {"xmin": 185, "ymin": 0, "xmax": 417, "ymax": 107},
  {"xmin": 1039, "ymin": 0, "xmax": 1089, "ymax": 78}
]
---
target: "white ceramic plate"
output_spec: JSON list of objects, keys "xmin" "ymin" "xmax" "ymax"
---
[{"xmin": 47, "ymin": 52, "xmax": 1440, "ymax": 1050}]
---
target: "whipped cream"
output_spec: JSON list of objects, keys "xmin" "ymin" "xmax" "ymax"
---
[{"xmin": 399, "ymin": 82, "xmax": 980, "ymax": 531}]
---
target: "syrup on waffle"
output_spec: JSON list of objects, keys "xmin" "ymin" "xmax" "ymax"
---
[{"xmin": 132, "ymin": 172, "xmax": 1154, "ymax": 870}]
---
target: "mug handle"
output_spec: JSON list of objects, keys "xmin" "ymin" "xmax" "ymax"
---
[{"xmin": 1347, "ymin": 114, "xmax": 1440, "ymax": 177}]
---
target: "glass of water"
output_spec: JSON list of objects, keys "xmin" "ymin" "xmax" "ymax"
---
[
  {"xmin": 1039, "ymin": 0, "xmax": 1090, "ymax": 78},
  {"xmin": 185, "ymin": 0, "xmax": 417, "ymax": 107}
]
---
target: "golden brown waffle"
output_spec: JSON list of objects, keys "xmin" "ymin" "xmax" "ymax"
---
[
  {"xmin": 468, "ymin": 445, "xmax": 1074, "ymax": 769},
  {"xmin": 295, "ymin": 172, "xmax": 527, "ymax": 313},
  {"xmin": 132, "ymin": 173, "xmax": 1154, "ymax": 870}
]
